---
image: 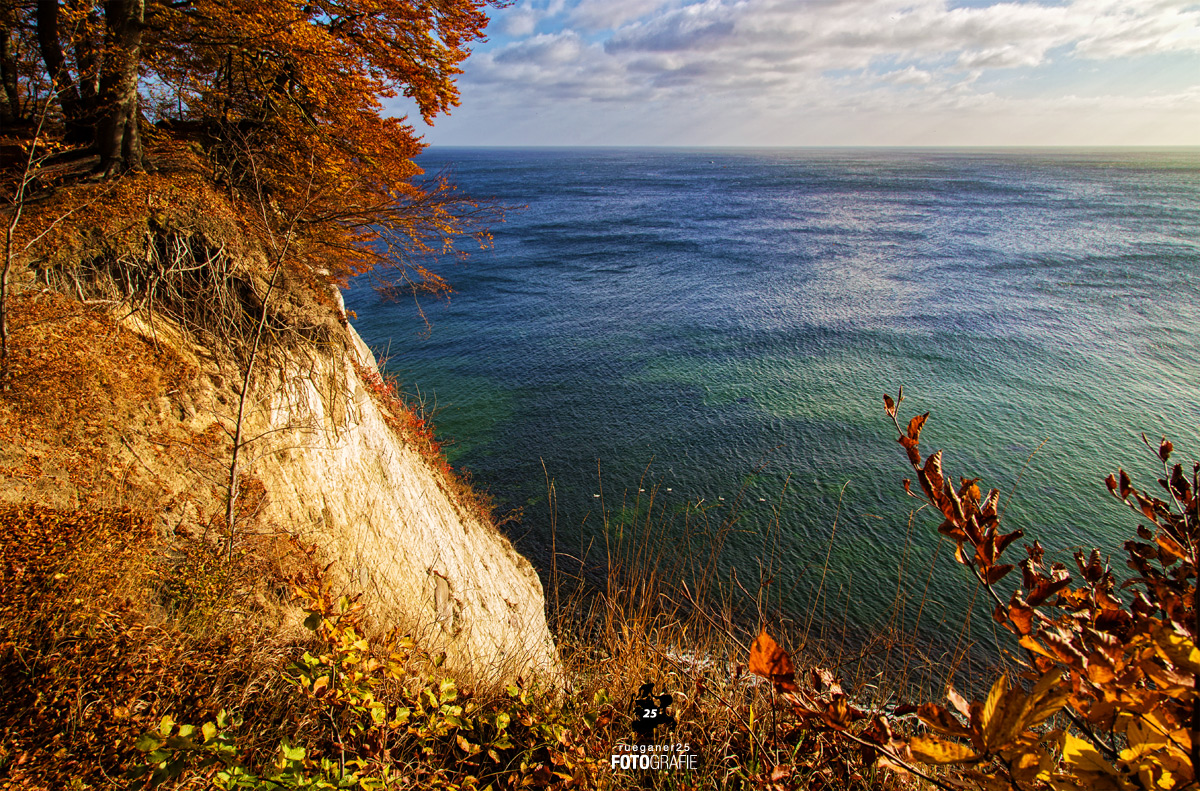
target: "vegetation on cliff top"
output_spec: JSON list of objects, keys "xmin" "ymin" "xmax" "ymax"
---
[{"xmin": 4, "ymin": 0, "xmax": 502, "ymax": 379}]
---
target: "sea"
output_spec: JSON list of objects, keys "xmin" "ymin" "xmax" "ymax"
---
[{"xmin": 343, "ymin": 147, "xmax": 1200, "ymax": 663}]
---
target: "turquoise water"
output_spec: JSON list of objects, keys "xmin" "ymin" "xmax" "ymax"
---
[{"xmin": 344, "ymin": 148, "xmax": 1200, "ymax": 654}]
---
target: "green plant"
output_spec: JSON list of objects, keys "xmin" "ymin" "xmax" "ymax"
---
[{"xmin": 133, "ymin": 582, "xmax": 617, "ymax": 789}]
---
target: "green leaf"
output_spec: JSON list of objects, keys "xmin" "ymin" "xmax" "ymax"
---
[
  {"xmin": 158, "ymin": 714, "xmax": 175, "ymax": 737},
  {"xmin": 202, "ymin": 721, "xmax": 217, "ymax": 742},
  {"xmin": 282, "ymin": 743, "xmax": 306, "ymax": 762},
  {"xmin": 135, "ymin": 733, "xmax": 160, "ymax": 752},
  {"xmin": 304, "ymin": 611, "xmax": 323, "ymax": 631}
]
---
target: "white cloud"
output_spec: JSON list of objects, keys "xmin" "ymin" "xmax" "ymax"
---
[
  {"xmin": 568, "ymin": 0, "xmax": 679, "ymax": 30},
  {"xmin": 415, "ymin": 0, "xmax": 1200, "ymax": 145},
  {"xmin": 500, "ymin": 8, "xmax": 540, "ymax": 37},
  {"xmin": 883, "ymin": 65, "xmax": 934, "ymax": 85}
]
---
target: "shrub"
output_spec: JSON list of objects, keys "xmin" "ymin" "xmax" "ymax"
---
[{"xmin": 133, "ymin": 583, "xmax": 618, "ymax": 789}]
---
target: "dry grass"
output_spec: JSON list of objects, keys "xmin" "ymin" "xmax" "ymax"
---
[
  {"xmin": 0, "ymin": 504, "xmax": 323, "ymax": 789},
  {"xmin": 0, "ymin": 290, "xmax": 194, "ymax": 508},
  {"xmin": 535, "ymin": 471, "xmax": 984, "ymax": 790}
]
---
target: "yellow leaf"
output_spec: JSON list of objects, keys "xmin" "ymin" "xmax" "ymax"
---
[
  {"xmin": 1025, "ymin": 669, "xmax": 1069, "ymax": 730},
  {"xmin": 1154, "ymin": 628, "xmax": 1200, "ymax": 674},
  {"xmin": 982, "ymin": 674, "xmax": 1007, "ymax": 731},
  {"xmin": 1062, "ymin": 733, "xmax": 1117, "ymax": 776},
  {"xmin": 909, "ymin": 735, "xmax": 978, "ymax": 764},
  {"xmin": 981, "ymin": 674, "xmax": 1024, "ymax": 750}
]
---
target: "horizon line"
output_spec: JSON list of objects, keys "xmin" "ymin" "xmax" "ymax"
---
[{"xmin": 419, "ymin": 143, "xmax": 1200, "ymax": 151}]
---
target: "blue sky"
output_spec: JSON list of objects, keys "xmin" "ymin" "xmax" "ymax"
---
[{"xmin": 391, "ymin": 0, "xmax": 1200, "ymax": 146}]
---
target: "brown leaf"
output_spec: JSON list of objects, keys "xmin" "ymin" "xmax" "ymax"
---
[
  {"xmin": 1142, "ymin": 658, "xmax": 1195, "ymax": 690},
  {"xmin": 1006, "ymin": 598, "xmax": 1036, "ymax": 636},
  {"xmin": 906, "ymin": 412, "xmax": 929, "ymax": 442},
  {"xmin": 883, "ymin": 393, "xmax": 896, "ymax": 418},
  {"xmin": 980, "ymin": 488, "xmax": 1000, "ymax": 518},
  {"xmin": 1104, "ymin": 473, "xmax": 1119, "ymax": 497},
  {"xmin": 995, "ymin": 529, "xmax": 1024, "ymax": 559},
  {"xmin": 917, "ymin": 703, "xmax": 971, "ymax": 738},
  {"xmin": 946, "ymin": 685, "xmax": 971, "ymax": 719},
  {"xmin": 810, "ymin": 666, "xmax": 839, "ymax": 694},
  {"xmin": 983, "ymin": 564, "xmax": 1014, "ymax": 585},
  {"xmin": 1159, "ymin": 437, "xmax": 1173, "ymax": 462},
  {"xmin": 862, "ymin": 715, "xmax": 894, "ymax": 746},
  {"xmin": 1169, "ymin": 463, "xmax": 1191, "ymax": 502},
  {"xmin": 1119, "ymin": 469, "xmax": 1132, "ymax": 499},
  {"xmin": 1155, "ymin": 532, "xmax": 1187, "ymax": 561},
  {"xmin": 1134, "ymin": 492, "xmax": 1160, "ymax": 524},
  {"xmin": 748, "ymin": 628, "xmax": 798, "ymax": 693},
  {"xmin": 923, "ymin": 451, "xmax": 944, "ymax": 501},
  {"xmin": 1026, "ymin": 577, "xmax": 1071, "ymax": 607}
]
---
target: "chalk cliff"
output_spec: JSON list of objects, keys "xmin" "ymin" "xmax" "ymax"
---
[
  {"xmin": 1, "ymin": 279, "xmax": 560, "ymax": 685},
  {"xmin": 242, "ymin": 307, "xmax": 561, "ymax": 683}
]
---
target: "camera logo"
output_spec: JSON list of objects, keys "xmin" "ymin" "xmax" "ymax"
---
[
  {"xmin": 632, "ymin": 682, "xmax": 676, "ymax": 740},
  {"xmin": 610, "ymin": 682, "xmax": 699, "ymax": 773}
]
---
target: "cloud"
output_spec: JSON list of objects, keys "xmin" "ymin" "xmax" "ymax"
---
[
  {"xmin": 883, "ymin": 65, "xmax": 934, "ymax": 85},
  {"xmin": 415, "ymin": 0, "xmax": 1200, "ymax": 145},
  {"xmin": 499, "ymin": 8, "xmax": 539, "ymax": 37},
  {"xmin": 568, "ymin": 0, "xmax": 678, "ymax": 30},
  {"xmin": 494, "ymin": 32, "xmax": 586, "ymax": 65},
  {"xmin": 605, "ymin": 2, "xmax": 738, "ymax": 53}
]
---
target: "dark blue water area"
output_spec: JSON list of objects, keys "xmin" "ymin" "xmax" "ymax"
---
[{"xmin": 343, "ymin": 147, "xmax": 1200, "ymax": 659}]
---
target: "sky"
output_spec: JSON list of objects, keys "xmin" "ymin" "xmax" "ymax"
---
[{"xmin": 388, "ymin": 0, "xmax": 1200, "ymax": 147}]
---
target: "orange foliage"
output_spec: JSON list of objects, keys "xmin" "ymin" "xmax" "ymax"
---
[
  {"xmin": 8, "ymin": 0, "xmax": 504, "ymax": 293},
  {"xmin": 739, "ymin": 394, "xmax": 1200, "ymax": 791},
  {"xmin": 147, "ymin": 0, "xmax": 505, "ymax": 287},
  {"xmin": 881, "ymin": 390, "xmax": 1199, "ymax": 790}
]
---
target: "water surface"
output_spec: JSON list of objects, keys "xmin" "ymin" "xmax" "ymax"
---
[{"xmin": 344, "ymin": 147, "xmax": 1200, "ymax": 656}]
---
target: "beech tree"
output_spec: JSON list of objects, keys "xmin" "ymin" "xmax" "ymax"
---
[{"xmin": 3, "ymin": 0, "xmax": 500, "ymax": 286}]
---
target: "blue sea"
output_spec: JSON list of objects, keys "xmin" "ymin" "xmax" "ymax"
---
[{"xmin": 344, "ymin": 147, "xmax": 1200, "ymax": 656}]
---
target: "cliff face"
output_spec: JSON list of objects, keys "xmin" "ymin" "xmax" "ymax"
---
[
  {"xmin": 1, "ymin": 280, "xmax": 560, "ymax": 685},
  {"xmin": 242, "ymin": 311, "xmax": 560, "ymax": 683}
]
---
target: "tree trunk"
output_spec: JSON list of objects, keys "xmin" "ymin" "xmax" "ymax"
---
[
  {"xmin": 0, "ymin": 14, "xmax": 21, "ymax": 124},
  {"xmin": 98, "ymin": 0, "xmax": 145, "ymax": 175},
  {"xmin": 74, "ymin": 12, "xmax": 102, "ymax": 108},
  {"xmin": 35, "ymin": 0, "xmax": 93, "ymax": 141},
  {"xmin": 1, "ymin": 225, "xmax": 12, "ymax": 393}
]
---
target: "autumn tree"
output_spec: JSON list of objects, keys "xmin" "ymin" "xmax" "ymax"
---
[{"xmin": 3, "ymin": 0, "xmax": 501, "ymax": 292}]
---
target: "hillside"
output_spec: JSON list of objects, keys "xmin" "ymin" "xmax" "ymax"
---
[{"xmin": 0, "ymin": 166, "xmax": 565, "ymax": 786}]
